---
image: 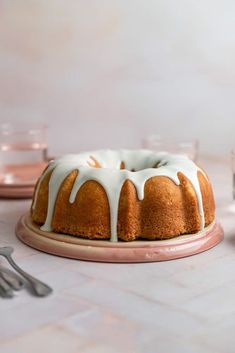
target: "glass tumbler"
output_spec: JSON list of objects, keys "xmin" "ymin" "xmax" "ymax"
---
[{"xmin": 143, "ymin": 135, "xmax": 199, "ymax": 162}]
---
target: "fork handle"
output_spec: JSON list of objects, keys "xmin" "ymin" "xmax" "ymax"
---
[{"xmin": 5, "ymin": 255, "xmax": 52, "ymax": 297}]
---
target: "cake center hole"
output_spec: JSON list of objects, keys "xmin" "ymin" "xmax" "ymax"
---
[{"xmin": 88, "ymin": 157, "xmax": 166, "ymax": 171}]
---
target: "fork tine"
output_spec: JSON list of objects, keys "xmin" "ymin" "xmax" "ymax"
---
[
  {"xmin": 0, "ymin": 277, "xmax": 14, "ymax": 298},
  {"xmin": 0, "ymin": 286, "xmax": 11, "ymax": 298},
  {"xmin": 0, "ymin": 271, "xmax": 23, "ymax": 291},
  {"xmin": 0, "ymin": 268, "xmax": 25, "ymax": 291}
]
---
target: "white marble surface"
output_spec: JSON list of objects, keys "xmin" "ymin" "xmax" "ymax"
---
[{"xmin": 0, "ymin": 156, "xmax": 235, "ymax": 353}]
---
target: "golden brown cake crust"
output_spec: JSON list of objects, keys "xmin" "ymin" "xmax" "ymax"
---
[{"xmin": 31, "ymin": 167, "xmax": 215, "ymax": 241}]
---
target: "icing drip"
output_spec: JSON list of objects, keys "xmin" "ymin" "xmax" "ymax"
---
[{"xmin": 33, "ymin": 150, "xmax": 206, "ymax": 241}]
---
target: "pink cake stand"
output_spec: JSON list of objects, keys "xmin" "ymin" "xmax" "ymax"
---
[{"xmin": 15, "ymin": 213, "xmax": 224, "ymax": 263}]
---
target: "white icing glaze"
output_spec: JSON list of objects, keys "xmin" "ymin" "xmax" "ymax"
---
[{"xmin": 33, "ymin": 149, "xmax": 207, "ymax": 242}]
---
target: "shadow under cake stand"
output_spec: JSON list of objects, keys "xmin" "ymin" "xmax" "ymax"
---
[{"xmin": 16, "ymin": 213, "xmax": 224, "ymax": 263}]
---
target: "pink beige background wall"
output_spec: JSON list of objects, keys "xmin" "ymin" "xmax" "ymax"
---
[{"xmin": 0, "ymin": 0, "xmax": 235, "ymax": 156}]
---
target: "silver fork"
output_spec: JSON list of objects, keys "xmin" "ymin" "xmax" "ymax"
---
[
  {"xmin": 0, "ymin": 267, "xmax": 25, "ymax": 298},
  {"xmin": 0, "ymin": 247, "xmax": 52, "ymax": 297}
]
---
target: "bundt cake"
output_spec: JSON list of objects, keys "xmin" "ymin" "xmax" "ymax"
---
[{"xmin": 31, "ymin": 149, "xmax": 215, "ymax": 242}]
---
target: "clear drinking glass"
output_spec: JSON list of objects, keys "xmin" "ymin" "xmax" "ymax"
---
[
  {"xmin": 143, "ymin": 135, "xmax": 199, "ymax": 162},
  {"xmin": 0, "ymin": 122, "xmax": 48, "ymax": 185}
]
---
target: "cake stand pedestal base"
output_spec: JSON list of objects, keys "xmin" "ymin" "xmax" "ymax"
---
[{"xmin": 16, "ymin": 213, "xmax": 224, "ymax": 263}]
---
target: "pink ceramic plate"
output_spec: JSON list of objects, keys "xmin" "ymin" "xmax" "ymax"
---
[
  {"xmin": 0, "ymin": 185, "xmax": 35, "ymax": 199},
  {"xmin": 0, "ymin": 157, "xmax": 54, "ymax": 199},
  {"xmin": 15, "ymin": 213, "xmax": 224, "ymax": 263}
]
